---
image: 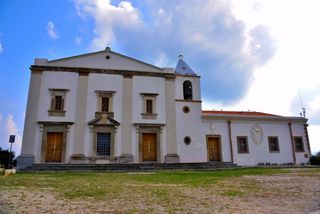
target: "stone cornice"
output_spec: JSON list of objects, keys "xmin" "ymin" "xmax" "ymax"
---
[
  {"xmin": 175, "ymin": 99, "xmax": 202, "ymax": 103},
  {"xmin": 38, "ymin": 121, "xmax": 74, "ymax": 125},
  {"xmin": 175, "ymin": 73, "xmax": 201, "ymax": 78},
  {"xmin": 30, "ymin": 65, "xmax": 176, "ymax": 79},
  {"xmin": 133, "ymin": 123, "xmax": 165, "ymax": 127}
]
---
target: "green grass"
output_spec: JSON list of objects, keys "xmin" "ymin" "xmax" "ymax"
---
[{"xmin": 0, "ymin": 167, "xmax": 318, "ymax": 199}]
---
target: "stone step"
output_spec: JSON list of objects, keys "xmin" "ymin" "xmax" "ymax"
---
[{"xmin": 20, "ymin": 162, "xmax": 238, "ymax": 172}]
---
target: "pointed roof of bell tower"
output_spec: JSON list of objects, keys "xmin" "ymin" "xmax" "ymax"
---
[{"xmin": 175, "ymin": 55, "xmax": 198, "ymax": 76}]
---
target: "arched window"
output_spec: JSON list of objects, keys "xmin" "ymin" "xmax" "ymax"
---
[{"xmin": 183, "ymin": 80, "xmax": 193, "ymax": 100}]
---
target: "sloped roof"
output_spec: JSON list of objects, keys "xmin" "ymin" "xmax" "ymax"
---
[
  {"xmin": 34, "ymin": 47, "xmax": 165, "ymax": 73},
  {"xmin": 202, "ymin": 110, "xmax": 281, "ymax": 117},
  {"xmin": 202, "ymin": 110, "xmax": 308, "ymax": 122},
  {"xmin": 175, "ymin": 57, "xmax": 198, "ymax": 76}
]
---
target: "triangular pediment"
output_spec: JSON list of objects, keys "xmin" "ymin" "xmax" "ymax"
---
[
  {"xmin": 88, "ymin": 114, "xmax": 120, "ymax": 127},
  {"xmin": 36, "ymin": 48, "xmax": 164, "ymax": 73}
]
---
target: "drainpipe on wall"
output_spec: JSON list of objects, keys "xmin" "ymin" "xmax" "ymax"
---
[
  {"xmin": 227, "ymin": 121, "xmax": 234, "ymax": 163},
  {"xmin": 288, "ymin": 123, "xmax": 297, "ymax": 165}
]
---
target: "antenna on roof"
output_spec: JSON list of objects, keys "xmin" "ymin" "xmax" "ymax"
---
[{"xmin": 299, "ymin": 90, "xmax": 306, "ymax": 117}]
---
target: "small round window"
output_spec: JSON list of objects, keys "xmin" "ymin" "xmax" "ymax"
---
[
  {"xmin": 106, "ymin": 55, "xmax": 110, "ymax": 59},
  {"xmin": 184, "ymin": 136, "xmax": 191, "ymax": 145},
  {"xmin": 183, "ymin": 106, "xmax": 190, "ymax": 113}
]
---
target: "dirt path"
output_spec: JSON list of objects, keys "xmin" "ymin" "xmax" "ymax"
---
[{"xmin": 1, "ymin": 170, "xmax": 320, "ymax": 213}]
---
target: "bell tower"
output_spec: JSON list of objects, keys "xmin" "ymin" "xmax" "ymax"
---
[{"xmin": 174, "ymin": 55, "xmax": 205, "ymax": 162}]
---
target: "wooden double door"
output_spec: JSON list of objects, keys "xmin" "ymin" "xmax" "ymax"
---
[
  {"xmin": 45, "ymin": 132, "xmax": 63, "ymax": 162},
  {"xmin": 207, "ymin": 137, "xmax": 221, "ymax": 162},
  {"xmin": 142, "ymin": 133, "xmax": 157, "ymax": 162}
]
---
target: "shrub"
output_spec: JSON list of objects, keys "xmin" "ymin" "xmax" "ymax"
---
[{"xmin": 310, "ymin": 152, "xmax": 320, "ymax": 165}]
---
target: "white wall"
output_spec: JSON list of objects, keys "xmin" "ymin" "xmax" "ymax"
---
[
  {"xmin": 230, "ymin": 122, "xmax": 293, "ymax": 165},
  {"xmin": 175, "ymin": 75, "xmax": 204, "ymax": 162},
  {"xmin": 31, "ymin": 70, "xmax": 310, "ymax": 166},
  {"xmin": 38, "ymin": 71, "xmax": 79, "ymax": 122},
  {"xmin": 35, "ymin": 71, "xmax": 79, "ymax": 163},
  {"xmin": 84, "ymin": 73, "xmax": 124, "ymax": 156},
  {"xmin": 177, "ymin": 111, "xmax": 310, "ymax": 166},
  {"xmin": 200, "ymin": 120, "xmax": 232, "ymax": 162},
  {"xmin": 132, "ymin": 76, "xmax": 166, "ymax": 124},
  {"xmin": 291, "ymin": 123, "xmax": 310, "ymax": 164},
  {"xmin": 175, "ymin": 76, "xmax": 201, "ymax": 100},
  {"xmin": 176, "ymin": 102, "xmax": 206, "ymax": 162},
  {"xmin": 231, "ymin": 121, "xmax": 310, "ymax": 165}
]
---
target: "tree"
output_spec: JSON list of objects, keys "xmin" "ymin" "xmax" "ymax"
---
[
  {"xmin": 0, "ymin": 147, "xmax": 15, "ymax": 169},
  {"xmin": 310, "ymin": 152, "xmax": 320, "ymax": 165}
]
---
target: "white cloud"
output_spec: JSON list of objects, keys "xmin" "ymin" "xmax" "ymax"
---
[
  {"xmin": 47, "ymin": 21, "xmax": 59, "ymax": 40},
  {"xmin": 308, "ymin": 125, "xmax": 320, "ymax": 154},
  {"xmin": 227, "ymin": 0, "xmax": 320, "ymax": 153},
  {"xmin": 74, "ymin": 0, "xmax": 276, "ymax": 103},
  {"xmin": 73, "ymin": 0, "xmax": 320, "ymax": 153},
  {"xmin": 74, "ymin": 0, "xmax": 142, "ymax": 50},
  {"xmin": 0, "ymin": 113, "xmax": 22, "ymax": 156},
  {"xmin": 75, "ymin": 36, "xmax": 82, "ymax": 45}
]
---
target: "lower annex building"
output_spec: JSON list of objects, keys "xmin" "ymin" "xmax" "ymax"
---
[{"xmin": 17, "ymin": 47, "xmax": 311, "ymax": 169}]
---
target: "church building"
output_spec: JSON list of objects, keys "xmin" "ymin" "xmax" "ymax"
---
[{"xmin": 17, "ymin": 48, "xmax": 311, "ymax": 169}]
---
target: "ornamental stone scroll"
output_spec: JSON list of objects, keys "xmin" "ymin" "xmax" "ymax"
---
[{"xmin": 251, "ymin": 124, "xmax": 263, "ymax": 145}]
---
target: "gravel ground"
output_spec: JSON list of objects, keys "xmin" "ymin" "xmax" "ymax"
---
[{"xmin": 0, "ymin": 169, "xmax": 320, "ymax": 214}]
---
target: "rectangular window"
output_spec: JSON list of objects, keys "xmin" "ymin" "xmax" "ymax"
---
[
  {"xmin": 140, "ymin": 93, "xmax": 158, "ymax": 120},
  {"xmin": 48, "ymin": 89, "xmax": 68, "ymax": 117},
  {"xmin": 294, "ymin": 136, "xmax": 304, "ymax": 152},
  {"xmin": 95, "ymin": 90, "xmax": 115, "ymax": 114},
  {"xmin": 96, "ymin": 133, "xmax": 111, "ymax": 156},
  {"xmin": 237, "ymin": 136, "xmax": 249, "ymax": 153},
  {"xmin": 268, "ymin": 136, "xmax": 280, "ymax": 152},
  {"xmin": 101, "ymin": 97, "xmax": 109, "ymax": 112},
  {"xmin": 54, "ymin": 96, "xmax": 63, "ymax": 111},
  {"xmin": 146, "ymin": 99, "xmax": 153, "ymax": 114}
]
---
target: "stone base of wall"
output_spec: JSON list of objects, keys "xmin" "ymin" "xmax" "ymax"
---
[
  {"xmin": 119, "ymin": 154, "xmax": 134, "ymax": 163},
  {"xmin": 70, "ymin": 154, "xmax": 88, "ymax": 164},
  {"xmin": 165, "ymin": 153, "xmax": 180, "ymax": 163},
  {"xmin": 87, "ymin": 156, "xmax": 118, "ymax": 164},
  {"xmin": 16, "ymin": 154, "xmax": 35, "ymax": 171}
]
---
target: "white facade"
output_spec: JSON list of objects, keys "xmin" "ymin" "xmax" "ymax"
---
[{"xmin": 18, "ymin": 48, "xmax": 311, "ymax": 168}]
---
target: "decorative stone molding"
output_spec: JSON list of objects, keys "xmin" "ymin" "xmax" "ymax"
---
[
  {"xmin": 141, "ymin": 113, "xmax": 157, "ymax": 120},
  {"xmin": 31, "ymin": 65, "xmax": 176, "ymax": 79},
  {"xmin": 251, "ymin": 124, "xmax": 263, "ymax": 145}
]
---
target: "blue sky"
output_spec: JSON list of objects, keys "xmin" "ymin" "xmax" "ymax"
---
[{"xmin": 0, "ymin": 0, "xmax": 319, "ymax": 155}]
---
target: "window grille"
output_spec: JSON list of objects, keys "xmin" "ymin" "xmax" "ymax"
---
[
  {"xmin": 268, "ymin": 137, "xmax": 280, "ymax": 152},
  {"xmin": 237, "ymin": 136, "xmax": 249, "ymax": 153},
  {"xmin": 294, "ymin": 137, "xmax": 304, "ymax": 152},
  {"xmin": 54, "ymin": 96, "xmax": 63, "ymax": 111},
  {"xmin": 97, "ymin": 133, "xmax": 111, "ymax": 156}
]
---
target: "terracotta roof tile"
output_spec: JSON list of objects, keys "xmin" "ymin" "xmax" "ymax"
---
[{"xmin": 202, "ymin": 110, "xmax": 281, "ymax": 117}]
